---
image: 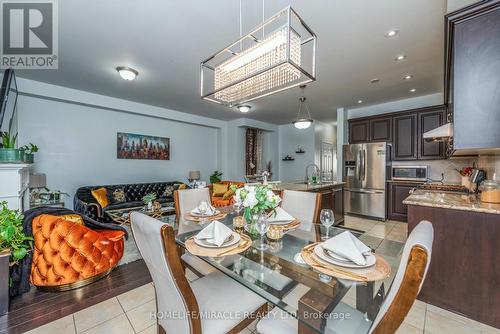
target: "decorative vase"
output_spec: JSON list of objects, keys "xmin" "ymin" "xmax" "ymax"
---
[
  {"xmin": 0, "ymin": 149, "xmax": 24, "ymax": 163},
  {"xmin": 244, "ymin": 212, "xmax": 264, "ymax": 238},
  {"xmin": 0, "ymin": 249, "xmax": 10, "ymax": 316},
  {"xmin": 147, "ymin": 201, "xmax": 153, "ymax": 211}
]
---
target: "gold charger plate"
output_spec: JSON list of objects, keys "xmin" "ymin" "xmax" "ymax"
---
[
  {"xmin": 185, "ymin": 233, "xmax": 252, "ymax": 257},
  {"xmin": 269, "ymin": 219, "xmax": 301, "ymax": 231},
  {"xmin": 183, "ymin": 212, "xmax": 227, "ymax": 222},
  {"xmin": 301, "ymin": 242, "xmax": 391, "ymax": 282}
]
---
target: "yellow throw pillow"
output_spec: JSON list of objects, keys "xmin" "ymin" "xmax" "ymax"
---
[
  {"xmin": 59, "ymin": 214, "xmax": 84, "ymax": 225},
  {"xmin": 178, "ymin": 183, "xmax": 187, "ymax": 190},
  {"xmin": 213, "ymin": 183, "xmax": 229, "ymax": 197},
  {"xmin": 222, "ymin": 188, "xmax": 235, "ymax": 200},
  {"xmin": 91, "ymin": 187, "xmax": 110, "ymax": 208}
]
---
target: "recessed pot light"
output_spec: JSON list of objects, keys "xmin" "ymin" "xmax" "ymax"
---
[
  {"xmin": 370, "ymin": 78, "xmax": 380, "ymax": 83},
  {"xmin": 357, "ymin": 100, "xmax": 363, "ymax": 104},
  {"xmin": 395, "ymin": 54, "xmax": 407, "ymax": 61},
  {"xmin": 403, "ymin": 75, "xmax": 413, "ymax": 80},
  {"xmin": 410, "ymin": 88, "xmax": 417, "ymax": 93},
  {"xmin": 116, "ymin": 66, "xmax": 138, "ymax": 81},
  {"xmin": 237, "ymin": 105, "xmax": 251, "ymax": 113},
  {"xmin": 385, "ymin": 29, "xmax": 399, "ymax": 38}
]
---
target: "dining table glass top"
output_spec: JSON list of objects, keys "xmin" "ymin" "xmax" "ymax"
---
[{"xmin": 171, "ymin": 207, "xmax": 403, "ymax": 334}]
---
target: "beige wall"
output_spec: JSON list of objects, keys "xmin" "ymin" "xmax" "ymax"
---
[{"xmin": 447, "ymin": 0, "xmax": 481, "ymax": 12}]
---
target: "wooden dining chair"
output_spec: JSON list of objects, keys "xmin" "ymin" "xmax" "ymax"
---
[
  {"xmin": 130, "ymin": 212, "xmax": 268, "ymax": 334},
  {"xmin": 256, "ymin": 220, "xmax": 434, "ymax": 334}
]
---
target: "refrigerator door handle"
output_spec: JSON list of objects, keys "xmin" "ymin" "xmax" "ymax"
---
[
  {"xmin": 362, "ymin": 149, "xmax": 367, "ymax": 181},
  {"xmin": 356, "ymin": 150, "xmax": 361, "ymax": 181},
  {"xmin": 346, "ymin": 188, "xmax": 385, "ymax": 194}
]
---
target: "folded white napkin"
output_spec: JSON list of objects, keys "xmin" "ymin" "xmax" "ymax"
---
[
  {"xmin": 322, "ymin": 231, "xmax": 371, "ymax": 265},
  {"xmin": 191, "ymin": 203, "xmax": 216, "ymax": 215},
  {"xmin": 267, "ymin": 207, "xmax": 295, "ymax": 224},
  {"xmin": 195, "ymin": 221, "xmax": 232, "ymax": 247}
]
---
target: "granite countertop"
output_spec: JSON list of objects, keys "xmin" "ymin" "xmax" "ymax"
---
[
  {"xmin": 274, "ymin": 181, "xmax": 345, "ymax": 192},
  {"xmin": 403, "ymin": 189, "xmax": 500, "ymax": 215}
]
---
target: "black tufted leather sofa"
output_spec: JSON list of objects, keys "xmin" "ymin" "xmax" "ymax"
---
[{"xmin": 73, "ymin": 181, "xmax": 185, "ymax": 223}]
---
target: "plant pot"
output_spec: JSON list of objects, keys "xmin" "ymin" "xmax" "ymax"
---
[
  {"xmin": 0, "ymin": 249, "xmax": 10, "ymax": 316},
  {"xmin": 23, "ymin": 153, "xmax": 34, "ymax": 163},
  {"xmin": 0, "ymin": 149, "xmax": 24, "ymax": 163}
]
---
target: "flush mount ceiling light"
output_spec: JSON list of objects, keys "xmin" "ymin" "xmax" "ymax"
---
[
  {"xmin": 237, "ymin": 105, "xmax": 251, "ymax": 113},
  {"xmin": 357, "ymin": 100, "xmax": 363, "ymax": 104},
  {"xmin": 403, "ymin": 74, "xmax": 413, "ymax": 80},
  {"xmin": 200, "ymin": 4, "xmax": 317, "ymax": 107},
  {"xmin": 395, "ymin": 54, "xmax": 407, "ymax": 61},
  {"xmin": 293, "ymin": 85, "xmax": 314, "ymax": 129},
  {"xmin": 385, "ymin": 29, "xmax": 399, "ymax": 38},
  {"xmin": 116, "ymin": 66, "xmax": 138, "ymax": 81},
  {"xmin": 410, "ymin": 88, "xmax": 417, "ymax": 93},
  {"xmin": 370, "ymin": 78, "xmax": 380, "ymax": 84}
]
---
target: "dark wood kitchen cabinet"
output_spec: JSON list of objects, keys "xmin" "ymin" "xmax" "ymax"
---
[
  {"xmin": 393, "ymin": 113, "xmax": 418, "ymax": 160},
  {"xmin": 369, "ymin": 116, "xmax": 392, "ymax": 142},
  {"xmin": 348, "ymin": 119, "xmax": 369, "ymax": 143},
  {"xmin": 387, "ymin": 182, "xmax": 419, "ymax": 221},
  {"xmin": 418, "ymin": 108, "xmax": 446, "ymax": 159}
]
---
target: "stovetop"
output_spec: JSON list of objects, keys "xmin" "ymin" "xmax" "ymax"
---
[{"xmin": 417, "ymin": 183, "xmax": 470, "ymax": 194}]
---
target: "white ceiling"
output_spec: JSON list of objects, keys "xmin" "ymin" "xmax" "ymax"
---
[{"xmin": 16, "ymin": 0, "xmax": 446, "ymax": 124}]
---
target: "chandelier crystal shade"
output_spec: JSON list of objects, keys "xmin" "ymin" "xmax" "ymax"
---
[{"xmin": 201, "ymin": 6, "xmax": 317, "ymax": 106}]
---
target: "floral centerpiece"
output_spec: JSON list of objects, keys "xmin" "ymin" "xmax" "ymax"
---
[{"xmin": 232, "ymin": 185, "xmax": 281, "ymax": 236}]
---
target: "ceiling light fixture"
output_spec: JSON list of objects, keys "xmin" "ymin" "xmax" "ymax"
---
[
  {"xmin": 395, "ymin": 54, "xmax": 407, "ymax": 61},
  {"xmin": 116, "ymin": 66, "xmax": 138, "ymax": 81},
  {"xmin": 370, "ymin": 78, "xmax": 380, "ymax": 83},
  {"xmin": 403, "ymin": 75, "xmax": 413, "ymax": 80},
  {"xmin": 357, "ymin": 100, "xmax": 363, "ymax": 104},
  {"xmin": 385, "ymin": 29, "xmax": 399, "ymax": 38},
  {"xmin": 200, "ymin": 4, "xmax": 317, "ymax": 107},
  {"xmin": 237, "ymin": 105, "xmax": 251, "ymax": 113},
  {"xmin": 293, "ymin": 85, "xmax": 314, "ymax": 130},
  {"xmin": 410, "ymin": 88, "xmax": 417, "ymax": 93}
]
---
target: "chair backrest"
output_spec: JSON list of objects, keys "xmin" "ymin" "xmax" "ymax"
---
[
  {"xmin": 174, "ymin": 188, "xmax": 211, "ymax": 216},
  {"xmin": 281, "ymin": 190, "xmax": 321, "ymax": 224},
  {"xmin": 370, "ymin": 220, "xmax": 434, "ymax": 334},
  {"xmin": 130, "ymin": 212, "xmax": 201, "ymax": 334}
]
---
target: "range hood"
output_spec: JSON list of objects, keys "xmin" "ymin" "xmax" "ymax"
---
[{"xmin": 423, "ymin": 123, "xmax": 453, "ymax": 142}]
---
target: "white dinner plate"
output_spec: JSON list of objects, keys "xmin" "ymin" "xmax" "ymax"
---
[
  {"xmin": 269, "ymin": 219, "xmax": 294, "ymax": 225},
  {"xmin": 194, "ymin": 232, "xmax": 241, "ymax": 248},
  {"xmin": 314, "ymin": 244, "xmax": 376, "ymax": 268},
  {"xmin": 190, "ymin": 209, "xmax": 220, "ymax": 217}
]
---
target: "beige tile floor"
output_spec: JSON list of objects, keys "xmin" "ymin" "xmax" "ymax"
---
[{"xmin": 26, "ymin": 216, "xmax": 500, "ymax": 334}]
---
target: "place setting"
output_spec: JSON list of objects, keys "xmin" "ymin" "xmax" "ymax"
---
[
  {"xmin": 185, "ymin": 220, "xmax": 252, "ymax": 257},
  {"xmin": 183, "ymin": 200, "xmax": 227, "ymax": 223},
  {"xmin": 300, "ymin": 230, "xmax": 391, "ymax": 282},
  {"xmin": 266, "ymin": 207, "xmax": 301, "ymax": 240}
]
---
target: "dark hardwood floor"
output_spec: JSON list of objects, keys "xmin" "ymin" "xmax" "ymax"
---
[{"xmin": 0, "ymin": 260, "xmax": 152, "ymax": 334}]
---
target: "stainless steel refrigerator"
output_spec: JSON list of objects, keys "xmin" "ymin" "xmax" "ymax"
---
[{"xmin": 343, "ymin": 142, "xmax": 389, "ymax": 220}]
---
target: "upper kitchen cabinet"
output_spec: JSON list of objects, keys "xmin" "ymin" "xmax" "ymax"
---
[
  {"xmin": 393, "ymin": 113, "xmax": 418, "ymax": 160},
  {"xmin": 446, "ymin": 1, "xmax": 500, "ymax": 155},
  {"xmin": 418, "ymin": 108, "xmax": 446, "ymax": 159},
  {"xmin": 369, "ymin": 116, "xmax": 392, "ymax": 142},
  {"xmin": 349, "ymin": 119, "xmax": 370, "ymax": 143}
]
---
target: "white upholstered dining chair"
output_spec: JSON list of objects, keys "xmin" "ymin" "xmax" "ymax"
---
[
  {"xmin": 257, "ymin": 220, "xmax": 434, "ymax": 334},
  {"xmin": 281, "ymin": 190, "xmax": 321, "ymax": 224},
  {"xmin": 173, "ymin": 188, "xmax": 217, "ymax": 276},
  {"xmin": 130, "ymin": 212, "xmax": 268, "ymax": 334}
]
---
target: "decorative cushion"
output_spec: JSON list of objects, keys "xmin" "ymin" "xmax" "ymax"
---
[
  {"xmin": 91, "ymin": 187, "xmax": 109, "ymax": 208},
  {"xmin": 178, "ymin": 183, "xmax": 187, "ymax": 190},
  {"xmin": 164, "ymin": 185, "xmax": 175, "ymax": 198},
  {"xmin": 222, "ymin": 188, "xmax": 235, "ymax": 200},
  {"xmin": 107, "ymin": 187, "xmax": 126, "ymax": 205},
  {"xmin": 213, "ymin": 183, "xmax": 229, "ymax": 197},
  {"xmin": 59, "ymin": 214, "xmax": 84, "ymax": 225}
]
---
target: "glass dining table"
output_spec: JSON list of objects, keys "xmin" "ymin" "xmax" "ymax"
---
[{"xmin": 172, "ymin": 208, "xmax": 403, "ymax": 334}]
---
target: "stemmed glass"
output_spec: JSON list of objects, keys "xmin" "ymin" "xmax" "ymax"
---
[
  {"xmin": 233, "ymin": 202, "xmax": 242, "ymax": 216},
  {"xmin": 320, "ymin": 209, "xmax": 334, "ymax": 240},
  {"xmin": 198, "ymin": 200, "xmax": 209, "ymax": 225},
  {"xmin": 255, "ymin": 213, "xmax": 270, "ymax": 251}
]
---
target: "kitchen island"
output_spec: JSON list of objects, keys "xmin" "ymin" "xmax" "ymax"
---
[
  {"xmin": 273, "ymin": 181, "xmax": 345, "ymax": 225},
  {"xmin": 404, "ymin": 190, "xmax": 500, "ymax": 328}
]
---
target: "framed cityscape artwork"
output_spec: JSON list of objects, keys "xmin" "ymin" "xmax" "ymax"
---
[{"xmin": 117, "ymin": 132, "xmax": 170, "ymax": 160}]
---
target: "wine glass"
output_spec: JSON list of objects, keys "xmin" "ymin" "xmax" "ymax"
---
[
  {"xmin": 255, "ymin": 214, "xmax": 270, "ymax": 251},
  {"xmin": 233, "ymin": 201, "xmax": 242, "ymax": 216},
  {"xmin": 320, "ymin": 209, "xmax": 334, "ymax": 240},
  {"xmin": 198, "ymin": 200, "xmax": 209, "ymax": 225}
]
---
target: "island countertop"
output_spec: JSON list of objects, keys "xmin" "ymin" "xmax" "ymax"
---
[
  {"xmin": 403, "ymin": 189, "xmax": 500, "ymax": 215},
  {"xmin": 273, "ymin": 181, "xmax": 345, "ymax": 192}
]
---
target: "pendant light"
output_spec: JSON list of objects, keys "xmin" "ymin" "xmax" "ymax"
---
[{"xmin": 293, "ymin": 85, "xmax": 314, "ymax": 129}]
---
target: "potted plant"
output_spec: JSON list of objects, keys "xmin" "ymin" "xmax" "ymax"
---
[
  {"xmin": 20, "ymin": 143, "xmax": 38, "ymax": 163},
  {"xmin": 142, "ymin": 193, "xmax": 157, "ymax": 211},
  {"xmin": 0, "ymin": 201, "xmax": 32, "ymax": 315},
  {"xmin": 210, "ymin": 170, "xmax": 223, "ymax": 184},
  {"xmin": 0, "ymin": 133, "xmax": 24, "ymax": 163}
]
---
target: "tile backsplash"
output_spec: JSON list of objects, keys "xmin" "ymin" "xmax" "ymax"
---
[{"xmin": 392, "ymin": 155, "xmax": 500, "ymax": 184}]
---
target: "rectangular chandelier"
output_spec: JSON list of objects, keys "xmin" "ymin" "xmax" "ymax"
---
[{"xmin": 201, "ymin": 6, "xmax": 317, "ymax": 107}]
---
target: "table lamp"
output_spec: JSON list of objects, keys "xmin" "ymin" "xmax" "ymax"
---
[{"xmin": 188, "ymin": 171, "xmax": 200, "ymax": 182}]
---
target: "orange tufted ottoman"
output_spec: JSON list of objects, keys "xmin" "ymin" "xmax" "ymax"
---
[{"xmin": 30, "ymin": 214, "xmax": 125, "ymax": 291}]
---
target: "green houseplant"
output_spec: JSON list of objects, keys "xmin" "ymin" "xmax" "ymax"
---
[
  {"xmin": 0, "ymin": 132, "xmax": 24, "ymax": 163},
  {"xmin": 209, "ymin": 170, "xmax": 223, "ymax": 184},
  {"xmin": 142, "ymin": 193, "xmax": 157, "ymax": 211},
  {"xmin": 21, "ymin": 143, "xmax": 39, "ymax": 163},
  {"xmin": 0, "ymin": 201, "xmax": 32, "ymax": 315}
]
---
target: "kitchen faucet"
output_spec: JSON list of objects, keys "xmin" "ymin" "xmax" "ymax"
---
[{"xmin": 305, "ymin": 164, "xmax": 320, "ymax": 184}]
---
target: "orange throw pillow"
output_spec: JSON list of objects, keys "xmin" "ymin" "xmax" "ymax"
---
[
  {"xmin": 59, "ymin": 214, "xmax": 84, "ymax": 225},
  {"xmin": 213, "ymin": 183, "xmax": 229, "ymax": 196},
  {"xmin": 222, "ymin": 188, "xmax": 235, "ymax": 200},
  {"xmin": 91, "ymin": 187, "xmax": 109, "ymax": 208}
]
